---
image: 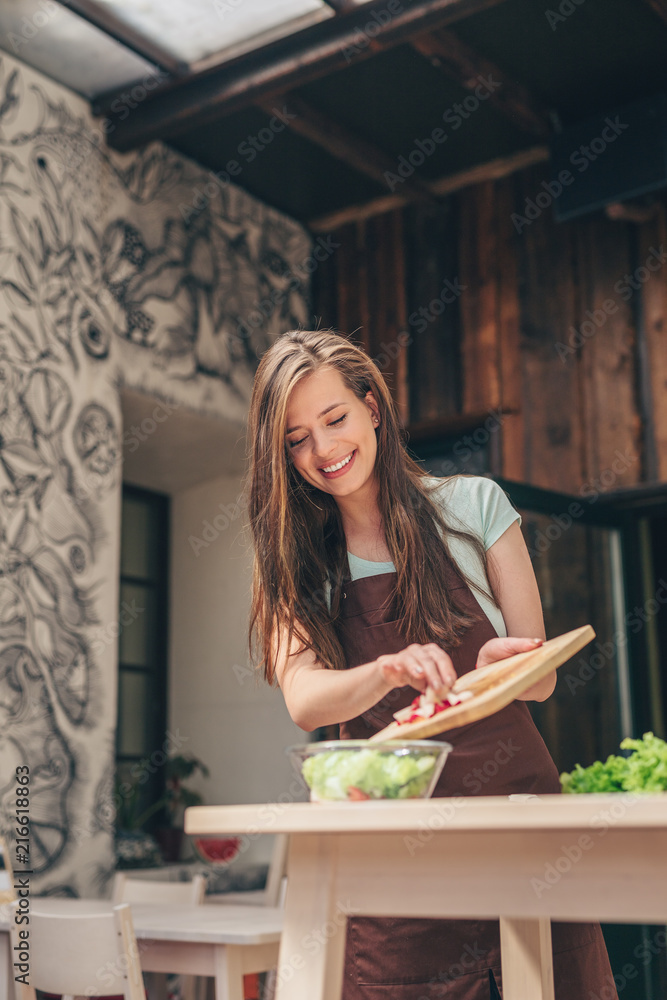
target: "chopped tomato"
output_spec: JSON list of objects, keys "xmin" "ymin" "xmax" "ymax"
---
[
  {"xmin": 347, "ymin": 785, "xmax": 371, "ymax": 800},
  {"xmin": 393, "ymin": 689, "xmax": 473, "ymax": 725}
]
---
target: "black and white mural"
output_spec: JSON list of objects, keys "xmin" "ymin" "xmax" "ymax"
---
[{"xmin": 0, "ymin": 53, "xmax": 311, "ymax": 896}]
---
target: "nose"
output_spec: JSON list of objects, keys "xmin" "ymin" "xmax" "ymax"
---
[{"xmin": 311, "ymin": 427, "xmax": 338, "ymax": 464}]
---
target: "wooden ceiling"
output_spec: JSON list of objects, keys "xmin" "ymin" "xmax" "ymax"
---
[{"xmin": 88, "ymin": 0, "xmax": 667, "ymax": 230}]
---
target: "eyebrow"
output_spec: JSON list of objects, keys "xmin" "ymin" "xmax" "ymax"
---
[{"xmin": 286, "ymin": 402, "xmax": 345, "ymax": 434}]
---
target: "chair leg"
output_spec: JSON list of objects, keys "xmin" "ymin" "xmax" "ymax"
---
[
  {"xmin": 190, "ymin": 974, "xmax": 210, "ymax": 1000},
  {"xmin": 213, "ymin": 945, "xmax": 244, "ymax": 1000},
  {"xmin": 144, "ymin": 971, "xmax": 168, "ymax": 1000},
  {"xmin": 180, "ymin": 974, "xmax": 200, "ymax": 1000},
  {"xmin": 262, "ymin": 969, "xmax": 277, "ymax": 1000}
]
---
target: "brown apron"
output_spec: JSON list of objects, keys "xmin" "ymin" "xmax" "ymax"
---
[{"xmin": 333, "ymin": 560, "xmax": 618, "ymax": 1000}]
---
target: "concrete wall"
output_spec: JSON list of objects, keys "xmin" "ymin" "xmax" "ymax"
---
[{"xmin": 0, "ymin": 50, "xmax": 311, "ymax": 895}]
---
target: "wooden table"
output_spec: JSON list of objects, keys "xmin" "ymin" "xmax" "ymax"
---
[
  {"xmin": 0, "ymin": 899, "xmax": 282, "ymax": 1000},
  {"xmin": 185, "ymin": 793, "xmax": 667, "ymax": 1000}
]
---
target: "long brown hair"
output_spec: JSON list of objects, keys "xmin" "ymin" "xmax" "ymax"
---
[{"xmin": 245, "ymin": 329, "xmax": 499, "ymax": 684}]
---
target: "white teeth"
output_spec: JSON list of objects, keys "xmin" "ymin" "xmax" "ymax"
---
[{"xmin": 322, "ymin": 451, "xmax": 354, "ymax": 474}]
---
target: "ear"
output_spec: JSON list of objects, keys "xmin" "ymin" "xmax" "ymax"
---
[{"xmin": 364, "ymin": 390, "xmax": 380, "ymax": 425}]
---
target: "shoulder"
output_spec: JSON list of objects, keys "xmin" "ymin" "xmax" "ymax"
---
[{"xmin": 423, "ymin": 475, "xmax": 521, "ymax": 550}]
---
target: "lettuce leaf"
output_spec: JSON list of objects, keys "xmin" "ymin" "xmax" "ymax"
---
[
  {"xmin": 560, "ymin": 732, "xmax": 667, "ymax": 793},
  {"xmin": 301, "ymin": 749, "xmax": 437, "ymax": 800}
]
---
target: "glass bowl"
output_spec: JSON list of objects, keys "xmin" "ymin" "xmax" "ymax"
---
[{"xmin": 287, "ymin": 739, "xmax": 452, "ymax": 802}]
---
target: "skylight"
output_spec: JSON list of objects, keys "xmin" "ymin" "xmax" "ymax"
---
[
  {"xmin": 93, "ymin": 0, "xmax": 336, "ymax": 68},
  {"xmin": 0, "ymin": 0, "xmax": 378, "ymax": 101}
]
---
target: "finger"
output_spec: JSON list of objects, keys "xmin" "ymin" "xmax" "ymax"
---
[
  {"xmin": 399, "ymin": 651, "xmax": 432, "ymax": 689},
  {"xmin": 507, "ymin": 636, "xmax": 544, "ymax": 651},
  {"xmin": 418, "ymin": 649, "xmax": 455, "ymax": 698},
  {"xmin": 476, "ymin": 636, "xmax": 543, "ymax": 667},
  {"xmin": 382, "ymin": 659, "xmax": 426, "ymax": 691},
  {"xmin": 425, "ymin": 644, "xmax": 457, "ymax": 689}
]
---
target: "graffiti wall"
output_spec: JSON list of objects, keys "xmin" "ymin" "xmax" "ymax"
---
[{"xmin": 0, "ymin": 52, "xmax": 312, "ymax": 896}]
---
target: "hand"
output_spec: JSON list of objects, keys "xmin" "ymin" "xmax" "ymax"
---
[
  {"xmin": 475, "ymin": 636, "xmax": 544, "ymax": 670},
  {"xmin": 475, "ymin": 636, "xmax": 556, "ymax": 701},
  {"xmin": 376, "ymin": 643, "xmax": 457, "ymax": 700}
]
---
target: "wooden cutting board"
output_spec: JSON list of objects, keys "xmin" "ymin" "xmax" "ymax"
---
[{"xmin": 369, "ymin": 624, "xmax": 595, "ymax": 742}]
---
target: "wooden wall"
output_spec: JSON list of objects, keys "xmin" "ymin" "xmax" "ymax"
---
[{"xmin": 313, "ymin": 161, "xmax": 667, "ymax": 492}]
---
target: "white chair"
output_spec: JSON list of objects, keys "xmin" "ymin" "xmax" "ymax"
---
[
  {"xmin": 10, "ymin": 900, "xmax": 144, "ymax": 1000},
  {"xmin": 0, "ymin": 837, "xmax": 14, "ymax": 905},
  {"xmin": 113, "ymin": 872, "xmax": 206, "ymax": 1000},
  {"xmin": 113, "ymin": 871, "xmax": 206, "ymax": 905}
]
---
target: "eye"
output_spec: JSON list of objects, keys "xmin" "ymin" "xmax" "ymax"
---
[{"xmin": 287, "ymin": 413, "xmax": 347, "ymax": 449}]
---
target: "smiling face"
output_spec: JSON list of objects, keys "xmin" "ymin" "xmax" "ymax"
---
[{"xmin": 285, "ymin": 366, "xmax": 380, "ymax": 501}]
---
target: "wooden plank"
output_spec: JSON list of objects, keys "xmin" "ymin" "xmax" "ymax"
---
[
  {"xmin": 273, "ymin": 834, "xmax": 347, "ymax": 1000},
  {"xmin": 101, "ymin": 0, "xmax": 512, "ymax": 148},
  {"xmin": 366, "ymin": 211, "xmax": 410, "ymax": 422},
  {"xmin": 311, "ymin": 231, "xmax": 339, "ymax": 331},
  {"xmin": 410, "ymin": 28, "xmax": 551, "ymax": 136},
  {"xmin": 186, "ymin": 795, "xmax": 667, "ymax": 836},
  {"xmin": 405, "ymin": 409, "xmax": 512, "ymax": 444},
  {"xmin": 644, "ymin": 0, "xmax": 667, "ymax": 25},
  {"xmin": 330, "ymin": 827, "xmax": 667, "ymax": 921},
  {"xmin": 355, "ymin": 219, "xmax": 373, "ymax": 355},
  {"xmin": 494, "ymin": 174, "xmax": 525, "ymax": 479},
  {"xmin": 499, "ymin": 918, "xmax": 555, "ymax": 1000},
  {"xmin": 513, "ymin": 164, "xmax": 584, "ymax": 493},
  {"xmin": 637, "ymin": 197, "xmax": 667, "ymax": 481},
  {"xmin": 371, "ymin": 625, "xmax": 595, "ymax": 741},
  {"xmin": 575, "ymin": 214, "xmax": 642, "ymax": 490},
  {"xmin": 526, "ymin": 511, "xmax": 621, "ymax": 772},
  {"xmin": 334, "ymin": 222, "xmax": 362, "ymax": 340},
  {"xmin": 308, "ymin": 145, "xmax": 549, "ymax": 232},
  {"xmin": 391, "ymin": 210, "xmax": 410, "ymax": 423},
  {"xmin": 459, "ymin": 179, "xmax": 501, "ymax": 413},
  {"xmin": 255, "ymin": 95, "xmax": 436, "ymax": 203},
  {"xmin": 321, "ymin": 0, "xmax": 357, "ymax": 11},
  {"xmin": 329, "ymin": 214, "xmax": 408, "ymax": 418},
  {"xmin": 505, "ymin": 167, "xmax": 609, "ymax": 774},
  {"xmin": 403, "ymin": 198, "xmax": 462, "ymax": 423},
  {"xmin": 570, "ymin": 223, "xmax": 642, "ymax": 756}
]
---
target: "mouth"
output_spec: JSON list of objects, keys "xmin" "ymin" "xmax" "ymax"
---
[{"xmin": 319, "ymin": 449, "xmax": 356, "ymax": 478}]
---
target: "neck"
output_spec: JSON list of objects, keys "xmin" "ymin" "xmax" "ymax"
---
[{"xmin": 335, "ymin": 476, "xmax": 383, "ymax": 536}]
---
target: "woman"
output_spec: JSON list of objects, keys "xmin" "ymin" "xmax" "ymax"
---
[{"xmin": 246, "ymin": 329, "xmax": 617, "ymax": 1000}]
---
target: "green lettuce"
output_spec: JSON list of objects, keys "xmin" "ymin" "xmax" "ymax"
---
[
  {"xmin": 301, "ymin": 748, "xmax": 438, "ymax": 800},
  {"xmin": 560, "ymin": 732, "xmax": 667, "ymax": 794}
]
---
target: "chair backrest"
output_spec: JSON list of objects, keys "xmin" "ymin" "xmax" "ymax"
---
[
  {"xmin": 9, "ymin": 901, "xmax": 144, "ymax": 1000},
  {"xmin": 0, "ymin": 836, "xmax": 14, "ymax": 904},
  {"xmin": 112, "ymin": 871, "xmax": 206, "ymax": 904},
  {"xmin": 263, "ymin": 834, "xmax": 288, "ymax": 908}
]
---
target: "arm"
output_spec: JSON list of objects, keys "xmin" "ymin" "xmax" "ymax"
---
[
  {"xmin": 273, "ymin": 623, "xmax": 457, "ymax": 732},
  {"xmin": 481, "ymin": 520, "xmax": 556, "ymax": 702}
]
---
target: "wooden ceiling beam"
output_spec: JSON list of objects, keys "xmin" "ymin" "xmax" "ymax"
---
[
  {"xmin": 644, "ymin": 0, "xmax": 667, "ymax": 25},
  {"xmin": 410, "ymin": 28, "xmax": 551, "ymax": 137},
  {"xmin": 321, "ymin": 0, "xmax": 359, "ymax": 12},
  {"xmin": 307, "ymin": 144, "xmax": 549, "ymax": 231},
  {"xmin": 97, "ymin": 0, "xmax": 511, "ymax": 150},
  {"xmin": 255, "ymin": 95, "xmax": 438, "ymax": 204}
]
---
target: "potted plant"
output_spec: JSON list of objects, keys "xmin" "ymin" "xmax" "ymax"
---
[
  {"xmin": 113, "ymin": 774, "xmax": 163, "ymax": 869},
  {"xmin": 145, "ymin": 754, "xmax": 210, "ymax": 862},
  {"xmin": 114, "ymin": 753, "xmax": 209, "ymax": 865}
]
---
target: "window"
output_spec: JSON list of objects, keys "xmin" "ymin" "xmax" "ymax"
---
[{"xmin": 115, "ymin": 485, "xmax": 170, "ymax": 831}]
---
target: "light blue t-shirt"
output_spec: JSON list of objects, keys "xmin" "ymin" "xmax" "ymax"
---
[{"xmin": 326, "ymin": 476, "xmax": 522, "ymax": 638}]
